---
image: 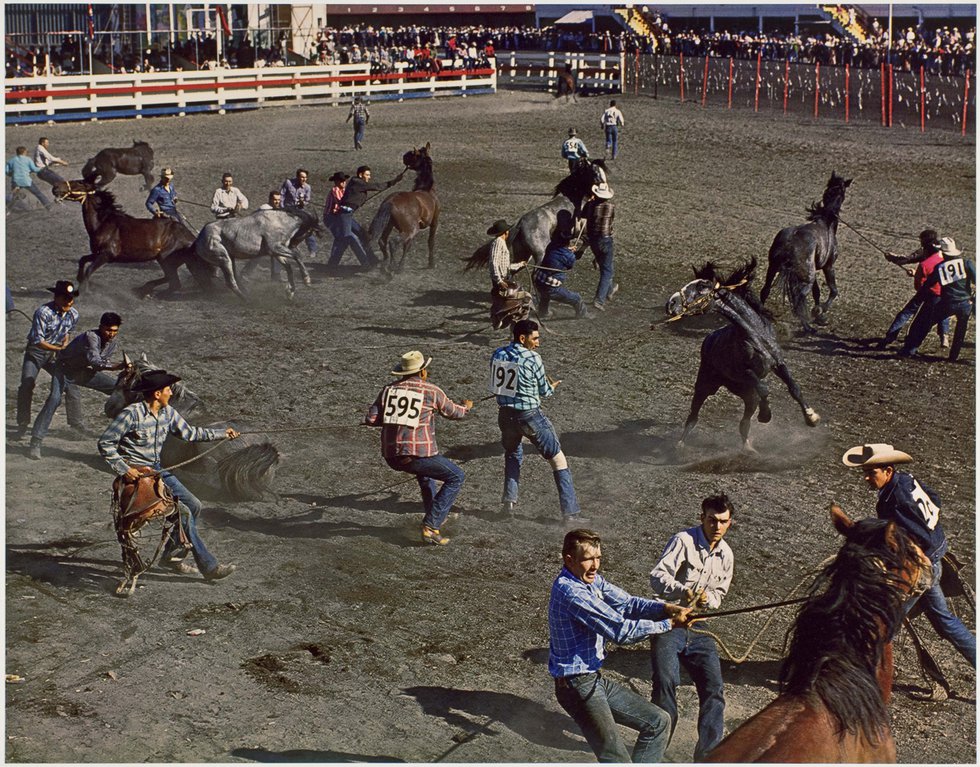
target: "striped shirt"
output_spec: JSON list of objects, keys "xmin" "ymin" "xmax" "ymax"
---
[
  {"xmin": 492, "ymin": 342, "xmax": 553, "ymax": 410},
  {"xmin": 27, "ymin": 302, "xmax": 78, "ymax": 346},
  {"xmin": 348, "ymin": 101, "xmax": 370, "ymax": 123},
  {"xmin": 364, "ymin": 376, "xmax": 468, "ymax": 458},
  {"xmin": 587, "ymin": 200, "xmax": 615, "ymax": 239},
  {"xmin": 650, "ymin": 525, "xmax": 734, "ymax": 610},
  {"xmin": 98, "ymin": 401, "xmax": 223, "ymax": 476},
  {"xmin": 548, "ymin": 567, "xmax": 671, "ymax": 678},
  {"xmin": 488, "ymin": 235, "xmax": 519, "ymax": 286}
]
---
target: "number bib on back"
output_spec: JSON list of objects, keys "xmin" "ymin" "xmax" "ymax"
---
[
  {"xmin": 490, "ymin": 359, "xmax": 519, "ymax": 396},
  {"xmin": 937, "ymin": 258, "xmax": 967, "ymax": 286},
  {"xmin": 383, "ymin": 388, "xmax": 424, "ymax": 427}
]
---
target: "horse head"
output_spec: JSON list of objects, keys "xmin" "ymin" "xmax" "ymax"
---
[
  {"xmin": 555, "ymin": 159, "xmax": 608, "ymax": 205},
  {"xmin": 52, "ymin": 179, "xmax": 98, "ymax": 202},
  {"xmin": 808, "ymin": 171, "xmax": 852, "ymax": 220},
  {"xmin": 402, "ymin": 143, "xmax": 434, "ymax": 191},
  {"xmin": 104, "ymin": 352, "xmax": 204, "ymax": 419},
  {"xmin": 664, "ymin": 258, "xmax": 758, "ymax": 319}
]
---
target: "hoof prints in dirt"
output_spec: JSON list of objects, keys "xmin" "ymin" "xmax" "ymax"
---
[{"xmin": 242, "ymin": 643, "xmax": 331, "ymax": 694}]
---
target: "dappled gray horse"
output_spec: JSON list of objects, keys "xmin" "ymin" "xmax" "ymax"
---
[
  {"xmin": 665, "ymin": 258, "xmax": 820, "ymax": 450},
  {"xmin": 194, "ymin": 208, "xmax": 322, "ymax": 300},
  {"xmin": 105, "ymin": 352, "xmax": 203, "ymax": 419},
  {"xmin": 759, "ymin": 172, "xmax": 852, "ymax": 333}
]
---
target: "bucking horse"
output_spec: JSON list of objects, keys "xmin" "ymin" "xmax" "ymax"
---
[{"xmin": 81, "ymin": 140, "xmax": 155, "ymax": 190}]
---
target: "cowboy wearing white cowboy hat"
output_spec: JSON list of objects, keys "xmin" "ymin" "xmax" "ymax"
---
[
  {"xmin": 585, "ymin": 183, "xmax": 618, "ymax": 311},
  {"xmin": 837, "ymin": 442, "xmax": 975, "ymax": 682},
  {"xmin": 363, "ymin": 351, "xmax": 473, "ymax": 546},
  {"xmin": 145, "ymin": 166, "xmax": 191, "ymax": 229}
]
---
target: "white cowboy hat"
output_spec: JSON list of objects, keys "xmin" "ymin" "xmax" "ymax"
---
[
  {"xmin": 592, "ymin": 184, "xmax": 614, "ymax": 199},
  {"xmin": 391, "ymin": 350, "xmax": 431, "ymax": 377},
  {"xmin": 940, "ymin": 236, "xmax": 962, "ymax": 256},
  {"xmin": 841, "ymin": 443, "xmax": 913, "ymax": 467}
]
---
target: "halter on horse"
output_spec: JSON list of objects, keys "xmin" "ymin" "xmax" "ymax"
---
[
  {"xmin": 665, "ymin": 258, "xmax": 819, "ymax": 450},
  {"xmin": 367, "ymin": 143, "xmax": 440, "ymax": 273},
  {"xmin": 706, "ymin": 506, "xmax": 932, "ymax": 762},
  {"xmin": 759, "ymin": 172, "xmax": 852, "ymax": 333}
]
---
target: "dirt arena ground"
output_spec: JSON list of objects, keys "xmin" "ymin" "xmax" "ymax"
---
[{"xmin": 4, "ymin": 89, "xmax": 976, "ymax": 763}]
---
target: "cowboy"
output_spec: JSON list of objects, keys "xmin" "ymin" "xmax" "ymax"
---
[
  {"xmin": 880, "ymin": 229, "xmax": 949, "ymax": 350},
  {"xmin": 28, "ymin": 311, "xmax": 127, "ymax": 460},
  {"xmin": 550, "ymin": 527, "xmax": 692, "ymax": 762},
  {"xmin": 145, "ymin": 167, "xmax": 191, "ymax": 229},
  {"xmin": 98, "ymin": 369, "xmax": 239, "ymax": 581},
  {"xmin": 328, "ymin": 165, "xmax": 405, "ymax": 269},
  {"xmin": 13, "ymin": 280, "xmax": 80, "ymax": 441},
  {"xmin": 323, "ymin": 171, "xmax": 371, "ymax": 268},
  {"xmin": 599, "ymin": 100, "xmax": 625, "ymax": 160},
  {"xmin": 839, "ymin": 443, "xmax": 975, "ymax": 678},
  {"xmin": 561, "ymin": 127, "xmax": 589, "ymax": 173},
  {"xmin": 492, "ymin": 319, "xmax": 582, "ymax": 521},
  {"xmin": 584, "ymin": 183, "xmax": 619, "ymax": 311},
  {"xmin": 363, "ymin": 351, "xmax": 472, "ymax": 546},
  {"xmin": 33, "ymin": 137, "xmax": 69, "ymax": 186},
  {"xmin": 6, "ymin": 145, "xmax": 52, "ymax": 210},
  {"xmin": 486, "ymin": 218, "xmax": 530, "ymax": 330},
  {"xmin": 534, "ymin": 227, "xmax": 592, "ymax": 320},
  {"xmin": 649, "ymin": 494, "xmax": 735, "ymax": 761},
  {"xmin": 346, "ymin": 96, "xmax": 370, "ymax": 150},
  {"xmin": 210, "ymin": 172, "xmax": 249, "ymax": 219}
]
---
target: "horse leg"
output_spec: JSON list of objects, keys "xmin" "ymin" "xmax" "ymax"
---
[
  {"xmin": 99, "ymin": 167, "xmax": 116, "ymax": 188},
  {"xmin": 678, "ymin": 373, "xmax": 719, "ymax": 448},
  {"xmin": 396, "ymin": 229, "xmax": 416, "ymax": 273},
  {"xmin": 142, "ymin": 168, "xmax": 154, "ymax": 191},
  {"xmin": 277, "ymin": 257, "xmax": 298, "ymax": 299},
  {"xmin": 817, "ymin": 264, "xmax": 839, "ymax": 319},
  {"xmin": 211, "ymin": 252, "xmax": 247, "ymax": 301},
  {"xmin": 772, "ymin": 363, "xmax": 820, "ymax": 426},
  {"xmin": 426, "ymin": 218, "xmax": 438, "ymax": 268},
  {"xmin": 78, "ymin": 252, "xmax": 109, "ymax": 287},
  {"xmin": 759, "ymin": 260, "xmax": 780, "ymax": 304},
  {"xmin": 738, "ymin": 389, "xmax": 761, "ymax": 452}
]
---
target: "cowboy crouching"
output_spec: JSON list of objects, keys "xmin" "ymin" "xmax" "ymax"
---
[
  {"xmin": 97, "ymin": 369, "xmax": 240, "ymax": 593},
  {"xmin": 363, "ymin": 351, "xmax": 472, "ymax": 545}
]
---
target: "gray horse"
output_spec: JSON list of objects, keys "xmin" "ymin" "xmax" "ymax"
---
[
  {"xmin": 105, "ymin": 352, "xmax": 203, "ymax": 418},
  {"xmin": 465, "ymin": 159, "xmax": 608, "ymax": 270},
  {"xmin": 194, "ymin": 208, "xmax": 323, "ymax": 300}
]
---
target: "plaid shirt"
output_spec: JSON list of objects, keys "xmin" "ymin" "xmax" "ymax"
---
[
  {"xmin": 492, "ymin": 342, "xmax": 553, "ymax": 410},
  {"xmin": 586, "ymin": 199, "xmax": 615, "ymax": 239},
  {"xmin": 364, "ymin": 376, "xmax": 468, "ymax": 458},
  {"xmin": 98, "ymin": 401, "xmax": 222, "ymax": 476},
  {"xmin": 348, "ymin": 101, "xmax": 370, "ymax": 123},
  {"xmin": 27, "ymin": 301, "xmax": 78, "ymax": 346},
  {"xmin": 548, "ymin": 567, "xmax": 671, "ymax": 678}
]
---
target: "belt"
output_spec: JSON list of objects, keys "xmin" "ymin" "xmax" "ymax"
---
[{"xmin": 555, "ymin": 671, "xmax": 596, "ymax": 689}]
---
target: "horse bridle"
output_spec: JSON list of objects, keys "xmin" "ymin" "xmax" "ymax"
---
[
  {"xmin": 58, "ymin": 180, "xmax": 94, "ymax": 202},
  {"xmin": 664, "ymin": 277, "xmax": 750, "ymax": 324}
]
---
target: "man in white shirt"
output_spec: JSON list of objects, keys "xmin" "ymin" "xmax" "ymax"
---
[
  {"xmin": 210, "ymin": 173, "xmax": 249, "ymax": 219},
  {"xmin": 599, "ymin": 100, "xmax": 625, "ymax": 160},
  {"xmin": 34, "ymin": 137, "xmax": 69, "ymax": 186}
]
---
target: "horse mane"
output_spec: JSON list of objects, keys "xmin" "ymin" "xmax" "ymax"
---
[
  {"xmin": 779, "ymin": 517, "xmax": 918, "ymax": 745},
  {"xmin": 132, "ymin": 140, "xmax": 150, "ymax": 148},
  {"xmin": 554, "ymin": 160, "xmax": 606, "ymax": 200},
  {"xmin": 91, "ymin": 189, "xmax": 126, "ymax": 215},
  {"xmin": 691, "ymin": 257, "xmax": 773, "ymax": 320},
  {"xmin": 805, "ymin": 173, "xmax": 848, "ymax": 222},
  {"xmin": 411, "ymin": 152, "xmax": 435, "ymax": 192}
]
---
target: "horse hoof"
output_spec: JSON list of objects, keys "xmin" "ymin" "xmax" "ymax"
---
[
  {"xmin": 758, "ymin": 404, "xmax": 773, "ymax": 423},
  {"xmin": 742, "ymin": 442, "xmax": 758, "ymax": 454},
  {"xmin": 303, "ymin": 276, "xmax": 312, "ymax": 286},
  {"xmin": 804, "ymin": 408, "xmax": 821, "ymax": 426}
]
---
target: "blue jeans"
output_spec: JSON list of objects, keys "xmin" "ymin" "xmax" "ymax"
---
[
  {"xmin": 591, "ymin": 236, "xmax": 615, "ymax": 305},
  {"xmin": 904, "ymin": 551, "xmax": 976, "ymax": 666},
  {"xmin": 159, "ymin": 470, "xmax": 218, "ymax": 575},
  {"xmin": 555, "ymin": 671, "xmax": 671, "ymax": 762},
  {"xmin": 31, "ymin": 365, "xmax": 116, "ymax": 441},
  {"xmin": 604, "ymin": 125, "xmax": 620, "ymax": 158},
  {"xmin": 650, "ymin": 628, "xmax": 726, "ymax": 761},
  {"xmin": 884, "ymin": 293, "xmax": 948, "ymax": 345},
  {"xmin": 536, "ymin": 283, "xmax": 582, "ymax": 316},
  {"xmin": 327, "ymin": 211, "xmax": 377, "ymax": 267},
  {"xmin": 353, "ymin": 119, "xmax": 367, "ymax": 148},
  {"xmin": 498, "ymin": 407, "xmax": 579, "ymax": 517},
  {"xmin": 17, "ymin": 345, "xmax": 80, "ymax": 429},
  {"xmin": 385, "ymin": 454, "xmax": 465, "ymax": 530},
  {"xmin": 7, "ymin": 181, "xmax": 51, "ymax": 207}
]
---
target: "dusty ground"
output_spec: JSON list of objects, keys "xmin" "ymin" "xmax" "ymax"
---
[{"xmin": 4, "ymin": 89, "xmax": 976, "ymax": 763}]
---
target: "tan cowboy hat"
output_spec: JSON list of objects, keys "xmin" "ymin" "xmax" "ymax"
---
[
  {"xmin": 940, "ymin": 236, "xmax": 962, "ymax": 256},
  {"xmin": 841, "ymin": 443, "xmax": 913, "ymax": 467},
  {"xmin": 160, "ymin": 167, "xmax": 175, "ymax": 179},
  {"xmin": 391, "ymin": 350, "xmax": 431, "ymax": 377},
  {"xmin": 486, "ymin": 219, "xmax": 510, "ymax": 236},
  {"xmin": 592, "ymin": 183, "xmax": 614, "ymax": 199}
]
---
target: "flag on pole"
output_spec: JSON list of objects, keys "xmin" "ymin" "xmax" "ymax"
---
[
  {"xmin": 87, "ymin": 4, "xmax": 95, "ymax": 40},
  {"xmin": 216, "ymin": 6, "xmax": 231, "ymax": 37}
]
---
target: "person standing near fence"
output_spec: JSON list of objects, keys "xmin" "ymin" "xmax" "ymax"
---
[
  {"xmin": 599, "ymin": 100, "xmax": 625, "ymax": 160},
  {"xmin": 33, "ymin": 138, "xmax": 69, "ymax": 186},
  {"xmin": 347, "ymin": 96, "xmax": 370, "ymax": 150}
]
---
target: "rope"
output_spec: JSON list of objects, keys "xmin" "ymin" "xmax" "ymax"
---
[{"xmin": 6, "ymin": 308, "xmax": 34, "ymax": 322}]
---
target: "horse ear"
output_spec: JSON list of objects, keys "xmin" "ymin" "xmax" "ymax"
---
[
  {"xmin": 830, "ymin": 503, "xmax": 853, "ymax": 535},
  {"xmin": 424, "ymin": 142, "xmax": 431, "ymax": 152},
  {"xmin": 140, "ymin": 352, "xmax": 148, "ymax": 362},
  {"xmin": 122, "ymin": 351, "xmax": 132, "ymax": 367}
]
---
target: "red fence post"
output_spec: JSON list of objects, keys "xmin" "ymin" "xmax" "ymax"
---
[
  {"xmin": 814, "ymin": 62, "xmax": 820, "ymax": 118},
  {"xmin": 845, "ymin": 63, "xmax": 850, "ymax": 123},
  {"xmin": 888, "ymin": 63, "xmax": 894, "ymax": 126},
  {"xmin": 728, "ymin": 57, "xmax": 733, "ymax": 108},
  {"xmin": 963, "ymin": 69, "xmax": 971, "ymax": 137},
  {"xmin": 679, "ymin": 52, "xmax": 685, "ymax": 102},
  {"xmin": 701, "ymin": 55, "xmax": 709, "ymax": 106},
  {"xmin": 880, "ymin": 62, "xmax": 886, "ymax": 125},
  {"xmin": 754, "ymin": 51, "xmax": 761, "ymax": 111},
  {"xmin": 919, "ymin": 65, "xmax": 926, "ymax": 132},
  {"xmin": 783, "ymin": 58, "xmax": 789, "ymax": 113}
]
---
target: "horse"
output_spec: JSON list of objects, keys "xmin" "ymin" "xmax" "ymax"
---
[
  {"xmin": 759, "ymin": 172, "xmax": 853, "ymax": 333},
  {"xmin": 556, "ymin": 65, "xmax": 578, "ymax": 103},
  {"xmin": 665, "ymin": 258, "xmax": 820, "ymax": 450},
  {"xmin": 367, "ymin": 143, "xmax": 440, "ymax": 273},
  {"xmin": 105, "ymin": 352, "xmax": 203, "ymax": 419},
  {"xmin": 465, "ymin": 159, "xmax": 608, "ymax": 270},
  {"xmin": 54, "ymin": 180, "xmax": 209, "ymax": 298},
  {"xmin": 193, "ymin": 208, "xmax": 324, "ymax": 300},
  {"xmin": 705, "ymin": 505, "xmax": 932, "ymax": 763},
  {"xmin": 81, "ymin": 140, "xmax": 155, "ymax": 190}
]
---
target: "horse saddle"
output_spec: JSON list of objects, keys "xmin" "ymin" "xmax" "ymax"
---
[{"xmin": 112, "ymin": 466, "xmax": 177, "ymax": 534}]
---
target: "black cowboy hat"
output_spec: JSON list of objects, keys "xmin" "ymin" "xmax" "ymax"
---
[
  {"xmin": 132, "ymin": 369, "xmax": 181, "ymax": 394},
  {"xmin": 486, "ymin": 219, "xmax": 510, "ymax": 236},
  {"xmin": 328, "ymin": 172, "xmax": 350, "ymax": 184},
  {"xmin": 47, "ymin": 280, "xmax": 79, "ymax": 298}
]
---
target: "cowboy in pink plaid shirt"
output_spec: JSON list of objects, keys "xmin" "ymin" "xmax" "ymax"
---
[{"xmin": 364, "ymin": 350, "xmax": 472, "ymax": 546}]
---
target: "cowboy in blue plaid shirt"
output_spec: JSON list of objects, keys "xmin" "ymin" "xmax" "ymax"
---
[
  {"xmin": 491, "ymin": 319, "xmax": 581, "ymax": 520},
  {"xmin": 550, "ymin": 528, "xmax": 693, "ymax": 762}
]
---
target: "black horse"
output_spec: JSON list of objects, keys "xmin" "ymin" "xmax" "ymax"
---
[
  {"xmin": 81, "ymin": 140, "xmax": 155, "ymax": 190},
  {"xmin": 665, "ymin": 258, "xmax": 820, "ymax": 450},
  {"xmin": 759, "ymin": 171, "xmax": 852, "ymax": 333}
]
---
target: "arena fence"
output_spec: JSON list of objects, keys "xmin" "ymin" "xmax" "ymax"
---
[
  {"xmin": 4, "ymin": 61, "xmax": 495, "ymax": 124},
  {"xmin": 625, "ymin": 52, "xmax": 975, "ymax": 135},
  {"xmin": 495, "ymin": 51, "xmax": 622, "ymax": 95}
]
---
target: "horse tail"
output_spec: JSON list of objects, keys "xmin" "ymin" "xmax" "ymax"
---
[
  {"xmin": 215, "ymin": 443, "xmax": 280, "ymax": 500},
  {"xmin": 463, "ymin": 240, "xmax": 494, "ymax": 271},
  {"xmin": 368, "ymin": 200, "xmax": 393, "ymax": 243}
]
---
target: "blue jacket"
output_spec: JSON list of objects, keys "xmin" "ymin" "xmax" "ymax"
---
[
  {"xmin": 535, "ymin": 243, "xmax": 578, "ymax": 286},
  {"xmin": 876, "ymin": 471, "xmax": 946, "ymax": 561},
  {"xmin": 145, "ymin": 182, "xmax": 178, "ymax": 215}
]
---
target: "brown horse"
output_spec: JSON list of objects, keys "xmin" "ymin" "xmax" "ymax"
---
[
  {"xmin": 706, "ymin": 506, "xmax": 931, "ymax": 763},
  {"xmin": 55, "ymin": 180, "xmax": 206, "ymax": 297},
  {"xmin": 367, "ymin": 143, "xmax": 440, "ymax": 272},
  {"xmin": 556, "ymin": 65, "xmax": 578, "ymax": 103},
  {"xmin": 81, "ymin": 140, "xmax": 155, "ymax": 190}
]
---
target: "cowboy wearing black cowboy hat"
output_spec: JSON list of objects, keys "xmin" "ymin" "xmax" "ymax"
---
[
  {"xmin": 12, "ymin": 280, "xmax": 81, "ymax": 441},
  {"xmin": 486, "ymin": 218, "xmax": 531, "ymax": 329},
  {"xmin": 98, "ymin": 369, "xmax": 240, "ymax": 582}
]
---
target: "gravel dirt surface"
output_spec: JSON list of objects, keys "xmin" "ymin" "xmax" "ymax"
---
[{"xmin": 4, "ymin": 90, "xmax": 976, "ymax": 763}]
